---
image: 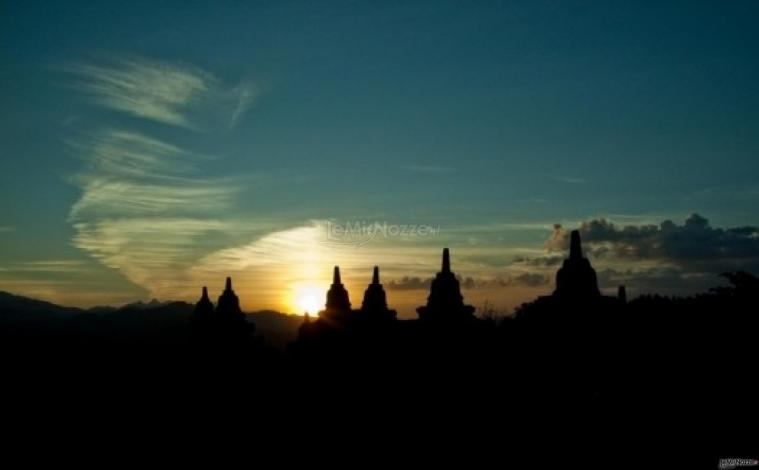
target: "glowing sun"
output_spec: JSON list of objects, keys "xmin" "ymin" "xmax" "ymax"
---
[{"xmin": 293, "ymin": 284, "xmax": 324, "ymax": 315}]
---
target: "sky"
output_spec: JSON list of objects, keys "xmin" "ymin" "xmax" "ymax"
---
[{"xmin": 1, "ymin": 0, "xmax": 759, "ymax": 317}]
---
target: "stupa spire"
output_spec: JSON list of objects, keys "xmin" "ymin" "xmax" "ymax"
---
[
  {"xmin": 333, "ymin": 266, "xmax": 341, "ymax": 285},
  {"xmin": 225, "ymin": 276, "xmax": 233, "ymax": 291},
  {"xmin": 372, "ymin": 266, "xmax": 380, "ymax": 284},
  {"xmin": 570, "ymin": 230, "xmax": 583, "ymax": 260},
  {"xmin": 442, "ymin": 248, "xmax": 451, "ymax": 273}
]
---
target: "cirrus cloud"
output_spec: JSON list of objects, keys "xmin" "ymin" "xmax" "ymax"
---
[{"xmin": 68, "ymin": 57, "xmax": 258, "ymax": 130}]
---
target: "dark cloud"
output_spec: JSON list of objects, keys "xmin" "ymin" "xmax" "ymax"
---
[
  {"xmin": 547, "ymin": 214, "xmax": 759, "ymax": 272},
  {"xmin": 386, "ymin": 276, "xmax": 432, "ymax": 291},
  {"xmin": 511, "ymin": 272, "xmax": 550, "ymax": 287},
  {"xmin": 386, "ymin": 273, "xmax": 548, "ymax": 291},
  {"xmin": 512, "ymin": 255, "xmax": 564, "ymax": 267},
  {"xmin": 595, "ymin": 267, "xmax": 717, "ymax": 297}
]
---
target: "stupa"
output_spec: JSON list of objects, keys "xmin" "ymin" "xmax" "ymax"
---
[
  {"xmin": 216, "ymin": 276, "xmax": 244, "ymax": 322},
  {"xmin": 416, "ymin": 248, "xmax": 475, "ymax": 321},
  {"xmin": 321, "ymin": 266, "xmax": 352, "ymax": 321},
  {"xmin": 193, "ymin": 286, "xmax": 214, "ymax": 319},
  {"xmin": 360, "ymin": 266, "xmax": 397, "ymax": 321},
  {"xmin": 554, "ymin": 230, "xmax": 600, "ymax": 299}
]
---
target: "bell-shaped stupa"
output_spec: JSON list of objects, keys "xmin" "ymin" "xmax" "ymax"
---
[
  {"xmin": 417, "ymin": 248, "xmax": 475, "ymax": 321},
  {"xmin": 360, "ymin": 266, "xmax": 397, "ymax": 320},
  {"xmin": 554, "ymin": 230, "xmax": 600, "ymax": 299},
  {"xmin": 216, "ymin": 276, "xmax": 244, "ymax": 321},
  {"xmin": 321, "ymin": 266, "xmax": 352, "ymax": 320},
  {"xmin": 193, "ymin": 286, "xmax": 214, "ymax": 319}
]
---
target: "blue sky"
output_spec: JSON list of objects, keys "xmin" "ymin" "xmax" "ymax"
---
[{"xmin": 2, "ymin": 1, "xmax": 759, "ymax": 315}]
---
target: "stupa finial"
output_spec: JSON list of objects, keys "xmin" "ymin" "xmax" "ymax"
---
[
  {"xmin": 570, "ymin": 231, "xmax": 583, "ymax": 260},
  {"xmin": 442, "ymin": 248, "xmax": 451, "ymax": 273}
]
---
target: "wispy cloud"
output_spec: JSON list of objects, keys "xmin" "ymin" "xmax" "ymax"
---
[
  {"xmin": 69, "ymin": 129, "xmax": 190, "ymax": 178},
  {"xmin": 0, "ymin": 260, "xmax": 87, "ymax": 274},
  {"xmin": 73, "ymin": 218, "xmax": 230, "ymax": 296},
  {"xmin": 71, "ymin": 177, "xmax": 236, "ymax": 218},
  {"xmin": 68, "ymin": 128, "xmax": 240, "ymax": 297},
  {"xmin": 64, "ymin": 56, "xmax": 255, "ymax": 299},
  {"xmin": 68, "ymin": 129, "xmax": 239, "ymax": 219},
  {"xmin": 70, "ymin": 58, "xmax": 209, "ymax": 127},
  {"xmin": 0, "ymin": 226, "xmax": 15, "ymax": 233},
  {"xmin": 68, "ymin": 57, "xmax": 257, "ymax": 130}
]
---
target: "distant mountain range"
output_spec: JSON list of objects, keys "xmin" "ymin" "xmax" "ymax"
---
[{"xmin": 0, "ymin": 291, "xmax": 303, "ymax": 349}]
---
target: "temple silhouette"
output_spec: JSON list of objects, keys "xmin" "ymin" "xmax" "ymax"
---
[
  {"xmin": 195, "ymin": 237, "xmax": 621, "ymax": 330},
  {"xmin": 416, "ymin": 248, "xmax": 476, "ymax": 321},
  {"xmin": 194, "ymin": 286, "xmax": 214, "ymax": 319},
  {"xmin": 320, "ymin": 266, "xmax": 352, "ymax": 322},
  {"xmin": 189, "ymin": 234, "xmax": 631, "ymax": 345},
  {"xmin": 217, "ymin": 276, "xmax": 245, "ymax": 322},
  {"xmin": 514, "ymin": 230, "xmax": 625, "ymax": 320},
  {"xmin": 299, "ymin": 248, "xmax": 475, "ymax": 336},
  {"xmin": 554, "ymin": 230, "xmax": 601, "ymax": 299},
  {"xmin": 360, "ymin": 266, "xmax": 397, "ymax": 321},
  {"xmin": 191, "ymin": 276, "xmax": 252, "ymax": 345}
]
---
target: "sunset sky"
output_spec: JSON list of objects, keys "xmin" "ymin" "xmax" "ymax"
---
[{"xmin": 2, "ymin": 1, "xmax": 759, "ymax": 317}]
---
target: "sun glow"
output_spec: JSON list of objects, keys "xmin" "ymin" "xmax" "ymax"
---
[{"xmin": 293, "ymin": 283, "xmax": 324, "ymax": 316}]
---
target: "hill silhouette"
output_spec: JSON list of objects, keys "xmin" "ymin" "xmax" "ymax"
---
[{"xmin": 0, "ymin": 291, "xmax": 302, "ymax": 350}]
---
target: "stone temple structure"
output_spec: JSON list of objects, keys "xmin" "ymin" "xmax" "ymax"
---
[
  {"xmin": 360, "ymin": 266, "xmax": 397, "ymax": 321},
  {"xmin": 193, "ymin": 286, "xmax": 214, "ymax": 319},
  {"xmin": 554, "ymin": 230, "xmax": 601, "ymax": 300},
  {"xmin": 191, "ymin": 278, "xmax": 251, "ymax": 340},
  {"xmin": 216, "ymin": 276, "xmax": 245, "ymax": 322},
  {"xmin": 321, "ymin": 266, "xmax": 352, "ymax": 321},
  {"xmin": 519, "ymin": 229, "xmax": 625, "ymax": 323},
  {"xmin": 417, "ymin": 248, "xmax": 475, "ymax": 321}
]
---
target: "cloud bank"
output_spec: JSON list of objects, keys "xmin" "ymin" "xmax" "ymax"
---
[
  {"xmin": 532, "ymin": 214, "xmax": 759, "ymax": 295},
  {"xmin": 547, "ymin": 214, "xmax": 759, "ymax": 271}
]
